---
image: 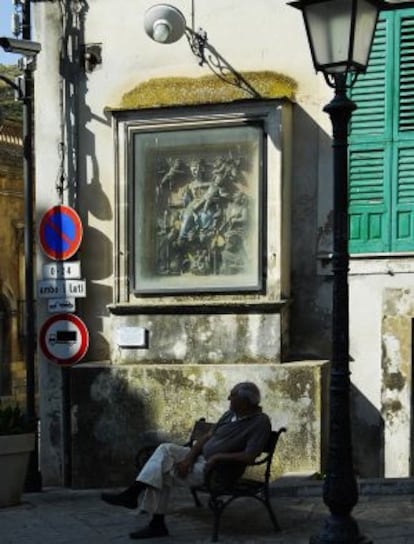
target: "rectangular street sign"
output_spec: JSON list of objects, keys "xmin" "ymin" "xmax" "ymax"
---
[
  {"xmin": 48, "ymin": 298, "xmax": 76, "ymax": 313},
  {"xmin": 37, "ymin": 279, "xmax": 86, "ymax": 299},
  {"xmin": 43, "ymin": 261, "xmax": 81, "ymax": 279}
]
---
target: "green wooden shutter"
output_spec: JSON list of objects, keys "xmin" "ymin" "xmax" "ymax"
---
[
  {"xmin": 349, "ymin": 14, "xmax": 391, "ymax": 253},
  {"xmin": 392, "ymin": 12, "xmax": 414, "ymax": 251},
  {"xmin": 349, "ymin": 145, "xmax": 390, "ymax": 251},
  {"xmin": 349, "ymin": 16, "xmax": 389, "ymax": 141}
]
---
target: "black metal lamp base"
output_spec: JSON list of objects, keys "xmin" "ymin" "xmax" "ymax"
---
[{"xmin": 310, "ymin": 515, "xmax": 373, "ymax": 544}]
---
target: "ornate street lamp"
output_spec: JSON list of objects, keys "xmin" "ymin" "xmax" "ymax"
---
[{"xmin": 289, "ymin": 1, "xmax": 383, "ymax": 542}]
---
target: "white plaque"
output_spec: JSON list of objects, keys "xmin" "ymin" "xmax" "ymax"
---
[
  {"xmin": 37, "ymin": 279, "xmax": 86, "ymax": 298},
  {"xmin": 43, "ymin": 261, "xmax": 81, "ymax": 279},
  {"xmin": 115, "ymin": 327, "xmax": 147, "ymax": 348},
  {"xmin": 48, "ymin": 298, "xmax": 76, "ymax": 313}
]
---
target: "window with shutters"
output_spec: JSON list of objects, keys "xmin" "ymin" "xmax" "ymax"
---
[{"xmin": 349, "ymin": 8, "xmax": 414, "ymax": 253}]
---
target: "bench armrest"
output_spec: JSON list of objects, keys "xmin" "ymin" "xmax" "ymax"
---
[{"xmin": 204, "ymin": 460, "xmax": 247, "ymax": 493}]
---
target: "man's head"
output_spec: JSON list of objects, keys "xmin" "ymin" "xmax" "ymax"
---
[{"xmin": 228, "ymin": 382, "xmax": 261, "ymax": 415}]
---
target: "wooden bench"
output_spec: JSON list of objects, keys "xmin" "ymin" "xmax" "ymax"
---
[{"xmin": 135, "ymin": 418, "xmax": 287, "ymax": 542}]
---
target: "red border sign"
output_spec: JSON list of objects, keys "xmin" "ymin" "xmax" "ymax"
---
[
  {"xmin": 39, "ymin": 205, "xmax": 83, "ymax": 260},
  {"xmin": 40, "ymin": 313, "xmax": 89, "ymax": 366}
]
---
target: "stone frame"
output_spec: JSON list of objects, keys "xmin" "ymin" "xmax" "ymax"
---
[{"xmin": 111, "ymin": 101, "xmax": 291, "ymax": 310}]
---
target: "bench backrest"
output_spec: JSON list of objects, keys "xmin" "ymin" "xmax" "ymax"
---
[{"xmin": 191, "ymin": 418, "xmax": 286, "ymax": 477}]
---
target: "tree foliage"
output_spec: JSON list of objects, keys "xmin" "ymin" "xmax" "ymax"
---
[{"xmin": 0, "ymin": 64, "xmax": 23, "ymax": 125}]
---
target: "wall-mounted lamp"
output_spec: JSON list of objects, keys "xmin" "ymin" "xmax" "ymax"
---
[
  {"xmin": 144, "ymin": 3, "xmax": 207, "ymax": 65},
  {"xmin": 144, "ymin": 4, "xmax": 186, "ymax": 44},
  {"xmin": 82, "ymin": 43, "xmax": 102, "ymax": 73},
  {"xmin": 143, "ymin": 3, "xmax": 259, "ymax": 98}
]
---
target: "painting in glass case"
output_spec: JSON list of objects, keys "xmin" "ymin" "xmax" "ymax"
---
[{"xmin": 132, "ymin": 124, "xmax": 263, "ymax": 294}]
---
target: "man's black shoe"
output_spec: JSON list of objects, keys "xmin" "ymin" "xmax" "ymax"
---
[
  {"xmin": 101, "ymin": 491, "xmax": 137, "ymax": 509},
  {"xmin": 129, "ymin": 525, "xmax": 169, "ymax": 539}
]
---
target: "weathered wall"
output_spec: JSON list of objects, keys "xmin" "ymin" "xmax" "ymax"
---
[
  {"xmin": 31, "ymin": 0, "xmax": 402, "ymax": 486},
  {"xmin": 0, "ymin": 125, "xmax": 25, "ymax": 406},
  {"xmin": 381, "ymin": 287, "xmax": 414, "ymax": 477},
  {"xmin": 348, "ymin": 262, "xmax": 414, "ymax": 477},
  {"xmin": 109, "ymin": 313, "xmax": 282, "ymax": 365},
  {"xmin": 30, "ymin": 0, "xmax": 335, "ymax": 486},
  {"xmin": 70, "ymin": 362, "xmax": 329, "ymax": 488}
]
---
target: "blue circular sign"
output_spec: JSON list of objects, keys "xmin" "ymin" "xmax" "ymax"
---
[{"xmin": 39, "ymin": 205, "xmax": 83, "ymax": 260}]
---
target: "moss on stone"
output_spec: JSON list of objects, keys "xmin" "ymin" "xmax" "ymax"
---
[{"xmin": 117, "ymin": 71, "xmax": 297, "ymax": 110}]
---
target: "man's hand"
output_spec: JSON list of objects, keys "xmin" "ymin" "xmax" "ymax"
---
[
  {"xmin": 174, "ymin": 457, "xmax": 193, "ymax": 478},
  {"xmin": 204, "ymin": 453, "xmax": 222, "ymax": 473}
]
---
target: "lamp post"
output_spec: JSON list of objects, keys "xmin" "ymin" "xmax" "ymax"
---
[
  {"xmin": 0, "ymin": 35, "xmax": 41, "ymax": 491},
  {"xmin": 289, "ymin": 1, "xmax": 382, "ymax": 542}
]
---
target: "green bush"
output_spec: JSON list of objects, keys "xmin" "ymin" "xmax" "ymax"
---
[{"xmin": 0, "ymin": 63, "xmax": 23, "ymax": 124}]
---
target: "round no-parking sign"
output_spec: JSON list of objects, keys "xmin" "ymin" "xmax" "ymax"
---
[
  {"xmin": 39, "ymin": 205, "xmax": 83, "ymax": 260},
  {"xmin": 40, "ymin": 313, "xmax": 89, "ymax": 366}
]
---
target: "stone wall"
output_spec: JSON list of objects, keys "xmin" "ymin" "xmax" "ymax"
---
[{"xmin": 70, "ymin": 361, "xmax": 329, "ymax": 488}]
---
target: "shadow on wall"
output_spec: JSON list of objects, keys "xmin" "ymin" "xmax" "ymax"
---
[
  {"xmin": 70, "ymin": 366, "xmax": 159, "ymax": 488},
  {"xmin": 289, "ymin": 104, "xmax": 333, "ymax": 361},
  {"xmin": 59, "ymin": 0, "xmax": 113, "ymax": 363},
  {"xmin": 288, "ymin": 105, "xmax": 385, "ymax": 478},
  {"xmin": 69, "ymin": 365, "xmax": 232, "ymax": 488},
  {"xmin": 351, "ymin": 383, "xmax": 384, "ymax": 478}
]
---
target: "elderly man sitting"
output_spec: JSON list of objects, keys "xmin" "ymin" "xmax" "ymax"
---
[{"xmin": 101, "ymin": 381, "xmax": 271, "ymax": 540}]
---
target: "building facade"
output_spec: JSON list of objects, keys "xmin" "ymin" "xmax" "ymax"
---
[
  {"xmin": 0, "ymin": 95, "xmax": 25, "ymax": 408},
  {"xmin": 31, "ymin": 0, "xmax": 414, "ymax": 486}
]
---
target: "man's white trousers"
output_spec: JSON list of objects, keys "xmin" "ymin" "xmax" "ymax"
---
[{"xmin": 136, "ymin": 443, "xmax": 206, "ymax": 514}]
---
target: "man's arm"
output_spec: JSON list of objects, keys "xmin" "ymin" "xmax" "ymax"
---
[
  {"xmin": 205, "ymin": 414, "xmax": 271, "ymax": 470},
  {"xmin": 205, "ymin": 450, "xmax": 258, "ymax": 471},
  {"xmin": 174, "ymin": 430, "xmax": 213, "ymax": 478}
]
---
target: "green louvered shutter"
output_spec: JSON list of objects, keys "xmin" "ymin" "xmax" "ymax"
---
[
  {"xmin": 349, "ymin": 145, "xmax": 390, "ymax": 251},
  {"xmin": 349, "ymin": 14, "xmax": 391, "ymax": 253},
  {"xmin": 392, "ymin": 12, "xmax": 414, "ymax": 251}
]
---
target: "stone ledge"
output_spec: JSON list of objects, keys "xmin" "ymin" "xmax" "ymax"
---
[
  {"xmin": 271, "ymin": 475, "xmax": 414, "ymax": 497},
  {"xmin": 111, "ymin": 71, "xmax": 297, "ymax": 110}
]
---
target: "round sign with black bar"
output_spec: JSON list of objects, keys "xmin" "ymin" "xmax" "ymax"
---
[
  {"xmin": 40, "ymin": 313, "xmax": 89, "ymax": 366},
  {"xmin": 39, "ymin": 205, "xmax": 83, "ymax": 261}
]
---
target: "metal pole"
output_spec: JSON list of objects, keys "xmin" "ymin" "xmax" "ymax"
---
[
  {"xmin": 22, "ymin": 0, "xmax": 42, "ymax": 492},
  {"xmin": 311, "ymin": 74, "xmax": 368, "ymax": 544}
]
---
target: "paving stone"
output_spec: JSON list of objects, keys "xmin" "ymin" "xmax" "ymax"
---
[{"xmin": 0, "ymin": 487, "xmax": 413, "ymax": 543}]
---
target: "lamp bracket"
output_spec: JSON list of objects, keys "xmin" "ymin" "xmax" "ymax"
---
[
  {"xmin": 185, "ymin": 27, "xmax": 260, "ymax": 98},
  {"xmin": 185, "ymin": 27, "xmax": 208, "ymax": 65}
]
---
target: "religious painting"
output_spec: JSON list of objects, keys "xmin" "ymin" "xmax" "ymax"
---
[{"xmin": 132, "ymin": 124, "xmax": 263, "ymax": 294}]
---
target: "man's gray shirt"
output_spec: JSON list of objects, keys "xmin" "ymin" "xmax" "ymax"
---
[{"xmin": 202, "ymin": 410, "xmax": 271, "ymax": 460}]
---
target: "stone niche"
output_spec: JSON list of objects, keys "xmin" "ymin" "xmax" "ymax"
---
[{"xmin": 70, "ymin": 361, "xmax": 328, "ymax": 488}]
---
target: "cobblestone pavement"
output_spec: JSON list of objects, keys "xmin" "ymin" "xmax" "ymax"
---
[{"xmin": 1, "ymin": 486, "xmax": 414, "ymax": 543}]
